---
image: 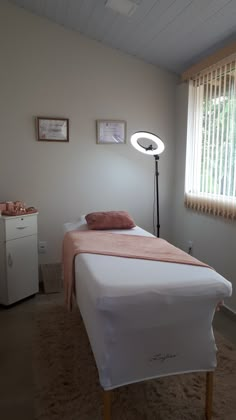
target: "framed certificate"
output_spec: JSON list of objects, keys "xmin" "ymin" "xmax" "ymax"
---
[
  {"xmin": 96, "ymin": 120, "xmax": 126, "ymax": 144},
  {"xmin": 36, "ymin": 117, "xmax": 69, "ymax": 142}
]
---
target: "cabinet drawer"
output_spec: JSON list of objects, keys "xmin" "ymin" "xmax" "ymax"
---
[{"xmin": 5, "ymin": 215, "xmax": 37, "ymax": 240}]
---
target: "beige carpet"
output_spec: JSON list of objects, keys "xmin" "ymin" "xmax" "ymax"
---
[{"xmin": 34, "ymin": 299, "xmax": 236, "ymax": 420}]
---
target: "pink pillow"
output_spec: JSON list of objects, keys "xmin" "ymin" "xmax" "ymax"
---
[{"xmin": 85, "ymin": 211, "xmax": 136, "ymax": 230}]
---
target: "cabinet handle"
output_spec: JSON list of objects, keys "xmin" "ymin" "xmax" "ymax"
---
[
  {"xmin": 16, "ymin": 226, "xmax": 28, "ymax": 230},
  {"xmin": 8, "ymin": 253, "xmax": 13, "ymax": 267}
]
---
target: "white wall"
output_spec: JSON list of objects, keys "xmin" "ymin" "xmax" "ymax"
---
[
  {"xmin": 0, "ymin": 1, "xmax": 177, "ymax": 263},
  {"xmin": 173, "ymin": 83, "xmax": 236, "ymax": 312}
]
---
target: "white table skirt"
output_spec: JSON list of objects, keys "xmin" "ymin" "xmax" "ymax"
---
[{"xmin": 65, "ymin": 222, "xmax": 232, "ymax": 389}]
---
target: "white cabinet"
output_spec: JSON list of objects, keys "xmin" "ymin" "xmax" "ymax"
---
[{"xmin": 0, "ymin": 213, "xmax": 38, "ymax": 305}]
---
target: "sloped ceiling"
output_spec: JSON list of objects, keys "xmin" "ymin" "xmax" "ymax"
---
[{"xmin": 9, "ymin": 0, "xmax": 236, "ymax": 74}]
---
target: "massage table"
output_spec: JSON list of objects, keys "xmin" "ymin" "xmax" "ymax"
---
[{"xmin": 63, "ymin": 220, "xmax": 232, "ymax": 420}]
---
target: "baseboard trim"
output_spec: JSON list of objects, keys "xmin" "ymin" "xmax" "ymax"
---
[{"xmin": 222, "ymin": 304, "xmax": 236, "ymax": 321}]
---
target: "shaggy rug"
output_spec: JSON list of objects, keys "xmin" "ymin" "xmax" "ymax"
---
[{"xmin": 34, "ymin": 299, "xmax": 236, "ymax": 420}]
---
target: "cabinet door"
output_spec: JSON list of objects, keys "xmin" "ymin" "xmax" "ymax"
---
[
  {"xmin": 6, "ymin": 235, "xmax": 38, "ymax": 304},
  {"xmin": 0, "ymin": 241, "xmax": 7, "ymax": 304}
]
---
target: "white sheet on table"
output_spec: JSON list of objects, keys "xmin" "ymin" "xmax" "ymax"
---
[{"xmin": 64, "ymin": 222, "xmax": 232, "ymax": 390}]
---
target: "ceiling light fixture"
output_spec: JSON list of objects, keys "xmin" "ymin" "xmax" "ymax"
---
[{"xmin": 105, "ymin": 0, "xmax": 138, "ymax": 17}]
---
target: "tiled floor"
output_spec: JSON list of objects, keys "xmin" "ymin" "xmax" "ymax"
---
[{"xmin": 0, "ymin": 295, "xmax": 235, "ymax": 419}]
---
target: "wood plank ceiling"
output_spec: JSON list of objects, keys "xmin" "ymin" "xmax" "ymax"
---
[{"xmin": 9, "ymin": 0, "xmax": 236, "ymax": 74}]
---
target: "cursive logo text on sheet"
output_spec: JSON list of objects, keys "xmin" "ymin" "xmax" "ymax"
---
[{"xmin": 149, "ymin": 353, "xmax": 177, "ymax": 363}]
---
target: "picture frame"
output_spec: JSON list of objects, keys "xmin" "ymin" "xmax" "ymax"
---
[
  {"xmin": 96, "ymin": 120, "xmax": 126, "ymax": 144},
  {"xmin": 36, "ymin": 117, "xmax": 69, "ymax": 142}
]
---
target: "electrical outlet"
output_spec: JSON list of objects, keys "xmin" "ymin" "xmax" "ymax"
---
[
  {"xmin": 187, "ymin": 240, "xmax": 193, "ymax": 255},
  {"xmin": 188, "ymin": 240, "xmax": 193, "ymax": 248},
  {"xmin": 38, "ymin": 241, "xmax": 47, "ymax": 254}
]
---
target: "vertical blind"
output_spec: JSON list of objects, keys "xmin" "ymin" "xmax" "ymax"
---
[{"xmin": 185, "ymin": 53, "xmax": 236, "ymax": 219}]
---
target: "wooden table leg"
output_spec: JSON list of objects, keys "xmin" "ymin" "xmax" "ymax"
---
[
  {"xmin": 103, "ymin": 390, "xmax": 112, "ymax": 420},
  {"xmin": 205, "ymin": 372, "xmax": 214, "ymax": 420}
]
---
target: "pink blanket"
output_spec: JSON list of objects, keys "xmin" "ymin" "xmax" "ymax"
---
[{"xmin": 62, "ymin": 231, "xmax": 210, "ymax": 310}]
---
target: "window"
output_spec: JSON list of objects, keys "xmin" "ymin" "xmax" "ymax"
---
[{"xmin": 185, "ymin": 54, "xmax": 236, "ymax": 219}]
